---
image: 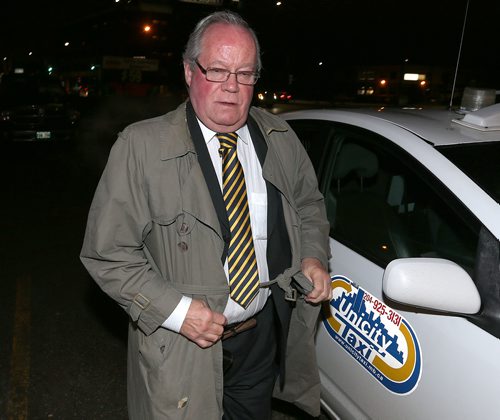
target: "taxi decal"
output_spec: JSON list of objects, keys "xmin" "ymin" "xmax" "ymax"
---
[{"xmin": 322, "ymin": 275, "xmax": 422, "ymax": 395}]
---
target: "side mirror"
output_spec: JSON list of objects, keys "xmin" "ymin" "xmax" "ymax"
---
[{"xmin": 383, "ymin": 258, "xmax": 481, "ymax": 314}]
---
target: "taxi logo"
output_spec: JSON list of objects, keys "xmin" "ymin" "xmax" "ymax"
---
[{"xmin": 322, "ymin": 275, "xmax": 422, "ymax": 395}]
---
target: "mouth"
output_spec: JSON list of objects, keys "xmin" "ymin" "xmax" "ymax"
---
[{"xmin": 217, "ymin": 100, "xmax": 237, "ymax": 106}]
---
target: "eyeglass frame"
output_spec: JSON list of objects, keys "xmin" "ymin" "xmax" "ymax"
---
[{"xmin": 194, "ymin": 60, "xmax": 259, "ymax": 86}]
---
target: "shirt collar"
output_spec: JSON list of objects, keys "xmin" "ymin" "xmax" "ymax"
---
[{"xmin": 196, "ymin": 118, "xmax": 250, "ymax": 146}]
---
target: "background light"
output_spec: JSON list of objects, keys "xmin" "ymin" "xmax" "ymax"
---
[{"xmin": 404, "ymin": 73, "xmax": 419, "ymax": 81}]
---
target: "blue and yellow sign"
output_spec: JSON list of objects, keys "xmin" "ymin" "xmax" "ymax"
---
[{"xmin": 322, "ymin": 275, "xmax": 422, "ymax": 395}]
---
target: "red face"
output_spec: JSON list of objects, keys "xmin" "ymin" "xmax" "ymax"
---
[{"xmin": 184, "ymin": 23, "xmax": 257, "ymax": 133}]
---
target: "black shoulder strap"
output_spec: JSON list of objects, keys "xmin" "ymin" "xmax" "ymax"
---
[{"xmin": 185, "ymin": 101, "xmax": 230, "ymax": 263}]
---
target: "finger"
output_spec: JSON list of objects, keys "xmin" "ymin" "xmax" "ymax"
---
[
  {"xmin": 306, "ymin": 278, "xmax": 332, "ymax": 303},
  {"xmin": 212, "ymin": 312, "xmax": 227, "ymax": 326},
  {"xmin": 207, "ymin": 323, "xmax": 225, "ymax": 338},
  {"xmin": 192, "ymin": 326, "xmax": 224, "ymax": 346},
  {"xmin": 194, "ymin": 338, "xmax": 216, "ymax": 349}
]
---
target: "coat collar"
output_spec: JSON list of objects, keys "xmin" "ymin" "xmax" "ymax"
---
[
  {"xmin": 159, "ymin": 102, "xmax": 290, "ymax": 162},
  {"xmin": 249, "ymin": 106, "xmax": 289, "ymax": 137}
]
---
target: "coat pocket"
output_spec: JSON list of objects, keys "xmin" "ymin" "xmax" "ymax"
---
[{"xmin": 138, "ymin": 327, "xmax": 174, "ymax": 372}]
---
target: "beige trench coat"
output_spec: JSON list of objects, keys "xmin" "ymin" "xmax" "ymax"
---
[{"xmin": 80, "ymin": 102, "xmax": 330, "ymax": 419}]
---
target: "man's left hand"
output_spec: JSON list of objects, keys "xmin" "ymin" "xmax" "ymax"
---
[{"xmin": 301, "ymin": 257, "xmax": 332, "ymax": 304}]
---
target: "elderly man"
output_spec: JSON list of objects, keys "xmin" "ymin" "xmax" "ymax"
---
[{"xmin": 81, "ymin": 10, "xmax": 331, "ymax": 420}]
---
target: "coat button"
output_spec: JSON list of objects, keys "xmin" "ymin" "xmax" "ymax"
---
[
  {"xmin": 178, "ymin": 241, "xmax": 188, "ymax": 251},
  {"xmin": 180, "ymin": 223, "xmax": 188, "ymax": 234}
]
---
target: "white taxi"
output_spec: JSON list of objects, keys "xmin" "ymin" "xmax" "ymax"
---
[{"xmin": 282, "ymin": 94, "xmax": 500, "ymax": 420}]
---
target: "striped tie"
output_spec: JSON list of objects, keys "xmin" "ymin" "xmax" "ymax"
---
[{"xmin": 217, "ymin": 132, "xmax": 260, "ymax": 309}]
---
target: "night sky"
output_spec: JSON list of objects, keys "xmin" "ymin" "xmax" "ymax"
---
[{"xmin": 1, "ymin": 0, "xmax": 499, "ymax": 87}]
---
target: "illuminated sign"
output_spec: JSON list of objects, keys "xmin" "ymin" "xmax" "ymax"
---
[
  {"xmin": 322, "ymin": 275, "xmax": 422, "ymax": 395},
  {"xmin": 404, "ymin": 73, "xmax": 426, "ymax": 81}
]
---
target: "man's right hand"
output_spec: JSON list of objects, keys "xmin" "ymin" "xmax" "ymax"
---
[{"xmin": 179, "ymin": 299, "xmax": 227, "ymax": 348}]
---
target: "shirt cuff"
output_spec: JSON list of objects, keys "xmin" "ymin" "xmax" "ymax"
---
[{"xmin": 161, "ymin": 296, "xmax": 192, "ymax": 333}]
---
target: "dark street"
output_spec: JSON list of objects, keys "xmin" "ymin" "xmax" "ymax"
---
[
  {"xmin": 0, "ymin": 95, "xmax": 316, "ymax": 420},
  {"xmin": 0, "ymin": 101, "xmax": 132, "ymax": 418}
]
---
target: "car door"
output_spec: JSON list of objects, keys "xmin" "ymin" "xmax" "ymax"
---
[{"xmin": 289, "ymin": 118, "xmax": 500, "ymax": 420}]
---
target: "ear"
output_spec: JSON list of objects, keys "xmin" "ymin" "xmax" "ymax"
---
[{"xmin": 184, "ymin": 62, "xmax": 193, "ymax": 87}]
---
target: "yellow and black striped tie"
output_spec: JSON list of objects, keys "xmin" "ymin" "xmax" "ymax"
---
[{"xmin": 217, "ymin": 132, "xmax": 260, "ymax": 309}]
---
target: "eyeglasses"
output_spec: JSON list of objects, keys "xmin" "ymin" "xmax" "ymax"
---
[{"xmin": 195, "ymin": 60, "xmax": 259, "ymax": 86}]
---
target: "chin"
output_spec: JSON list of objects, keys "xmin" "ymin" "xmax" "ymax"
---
[{"xmin": 215, "ymin": 115, "xmax": 244, "ymax": 128}]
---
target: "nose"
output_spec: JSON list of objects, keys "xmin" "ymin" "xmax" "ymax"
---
[{"xmin": 221, "ymin": 73, "xmax": 239, "ymax": 92}]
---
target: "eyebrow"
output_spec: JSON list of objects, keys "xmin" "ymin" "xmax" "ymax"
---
[{"xmin": 204, "ymin": 60, "xmax": 257, "ymax": 71}]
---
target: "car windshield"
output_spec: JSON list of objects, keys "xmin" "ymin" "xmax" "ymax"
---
[{"xmin": 438, "ymin": 142, "xmax": 500, "ymax": 203}]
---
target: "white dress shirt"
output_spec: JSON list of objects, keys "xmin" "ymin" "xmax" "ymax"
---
[{"xmin": 162, "ymin": 120, "xmax": 270, "ymax": 332}]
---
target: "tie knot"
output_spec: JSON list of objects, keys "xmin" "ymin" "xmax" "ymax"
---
[{"xmin": 216, "ymin": 132, "xmax": 238, "ymax": 150}]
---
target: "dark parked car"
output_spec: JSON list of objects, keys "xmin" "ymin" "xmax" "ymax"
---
[{"xmin": 0, "ymin": 75, "xmax": 80, "ymax": 142}]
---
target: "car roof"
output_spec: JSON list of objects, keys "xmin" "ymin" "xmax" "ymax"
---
[{"xmin": 282, "ymin": 103, "xmax": 500, "ymax": 147}]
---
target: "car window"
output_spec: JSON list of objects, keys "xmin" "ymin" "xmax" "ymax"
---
[
  {"xmin": 288, "ymin": 119, "xmax": 334, "ymax": 181},
  {"xmin": 438, "ymin": 143, "xmax": 500, "ymax": 204},
  {"xmin": 287, "ymin": 118, "xmax": 481, "ymax": 271},
  {"xmin": 324, "ymin": 123, "xmax": 480, "ymax": 271}
]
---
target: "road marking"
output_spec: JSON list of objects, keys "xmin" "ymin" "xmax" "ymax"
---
[{"xmin": 7, "ymin": 274, "xmax": 31, "ymax": 420}]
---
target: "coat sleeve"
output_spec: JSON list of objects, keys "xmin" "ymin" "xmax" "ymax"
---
[{"xmin": 80, "ymin": 127, "xmax": 184, "ymax": 336}]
